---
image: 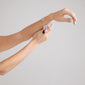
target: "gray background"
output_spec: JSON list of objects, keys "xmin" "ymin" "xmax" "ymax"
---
[{"xmin": 0, "ymin": 0, "xmax": 85, "ymax": 85}]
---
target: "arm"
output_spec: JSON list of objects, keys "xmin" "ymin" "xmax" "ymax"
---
[
  {"xmin": 0, "ymin": 14, "xmax": 52, "ymax": 52},
  {"xmin": 0, "ymin": 24, "xmax": 54, "ymax": 76},
  {"xmin": 0, "ymin": 8, "xmax": 77, "ymax": 52},
  {"xmin": 20, "ymin": 8, "xmax": 77, "ymax": 41},
  {"xmin": 0, "ymin": 39, "xmax": 38, "ymax": 75},
  {"xmin": 0, "ymin": 32, "xmax": 23, "ymax": 52}
]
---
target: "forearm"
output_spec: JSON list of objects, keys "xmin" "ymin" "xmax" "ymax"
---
[
  {"xmin": 0, "ymin": 39, "xmax": 38, "ymax": 75},
  {"xmin": 0, "ymin": 8, "xmax": 76, "ymax": 52},
  {"xmin": 0, "ymin": 14, "xmax": 53, "ymax": 52},
  {"xmin": 20, "ymin": 14, "xmax": 53, "ymax": 41},
  {"xmin": 0, "ymin": 32, "xmax": 24, "ymax": 52}
]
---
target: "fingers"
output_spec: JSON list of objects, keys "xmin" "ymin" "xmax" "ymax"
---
[
  {"xmin": 63, "ymin": 18, "xmax": 73, "ymax": 23},
  {"xmin": 46, "ymin": 23, "xmax": 54, "ymax": 32},
  {"xmin": 49, "ymin": 23, "xmax": 54, "ymax": 30},
  {"xmin": 55, "ymin": 8, "xmax": 77, "ymax": 24},
  {"xmin": 62, "ymin": 8, "xmax": 77, "ymax": 24}
]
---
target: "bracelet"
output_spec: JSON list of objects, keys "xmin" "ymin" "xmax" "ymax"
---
[
  {"xmin": 41, "ymin": 18, "xmax": 47, "ymax": 29},
  {"xmin": 41, "ymin": 18, "xmax": 47, "ymax": 34},
  {"xmin": 41, "ymin": 18, "xmax": 45, "ymax": 26}
]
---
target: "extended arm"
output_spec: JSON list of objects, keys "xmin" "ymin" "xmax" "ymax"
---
[
  {"xmin": 0, "ymin": 8, "xmax": 77, "ymax": 52},
  {"xmin": 0, "ymin": 24, "xmax": 54, "ymax": 76},
  {"xmin": 0, "ymin": 14, "xmax": 52, "ymax": 52},
  {"xmin": 0, "ymin": 39, "xmax": 38, "ymax": 75}
]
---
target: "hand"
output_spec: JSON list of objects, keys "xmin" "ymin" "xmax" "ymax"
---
[
  {"xmin": 32, "ymin": 24, "xmax": 54, "ymax": 44},
  {"xmin": 50, "ymin": 8, "xmax": 77, "ymax": 25}
]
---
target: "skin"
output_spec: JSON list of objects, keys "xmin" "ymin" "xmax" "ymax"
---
[
  {"xmin": 0, "ymin": 24, "xmax": 54, "ymax": 75},
  {"xmin": 0, "ymin": 8, "xmax": 77, "ymax": 75},
  {"xmin": 0, "ymin": 8, "xmax": 77, "ymax": 52}
]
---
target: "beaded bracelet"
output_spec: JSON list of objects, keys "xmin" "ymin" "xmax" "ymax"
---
[{"xmin": 41, "ymin": 18, "xmax": 47, "ymax": 34}]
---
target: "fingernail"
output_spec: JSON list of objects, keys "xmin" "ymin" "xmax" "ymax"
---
[{"xmin": 74, "ymin": 21, "xmax": 76, "ymax": 25}]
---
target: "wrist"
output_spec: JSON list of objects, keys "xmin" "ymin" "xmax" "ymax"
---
[{"xmin": 48, "ymin": 13, "xmax": 54, "ymax": 21}]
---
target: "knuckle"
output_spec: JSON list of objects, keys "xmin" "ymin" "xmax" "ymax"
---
[
  {"xmin": 63, "ymin": 8, "xmax": 68, "ymax": 11},
  {"xmin": 71, "ymin": 12, "xmax": 76, "ymax": 17},
  {"xmin": 72, "ymin": 12, "xmax": 75, "ymax": 16}
]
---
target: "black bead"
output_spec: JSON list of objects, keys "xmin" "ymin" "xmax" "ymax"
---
[{"xmin": 42, "ymin": 30, "xmax": 45, "ymax": 34}]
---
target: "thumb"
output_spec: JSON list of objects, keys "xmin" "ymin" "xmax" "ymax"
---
[{"xmin": 49, "ymin": 23, "xmax": 54, "ymax": 30}]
